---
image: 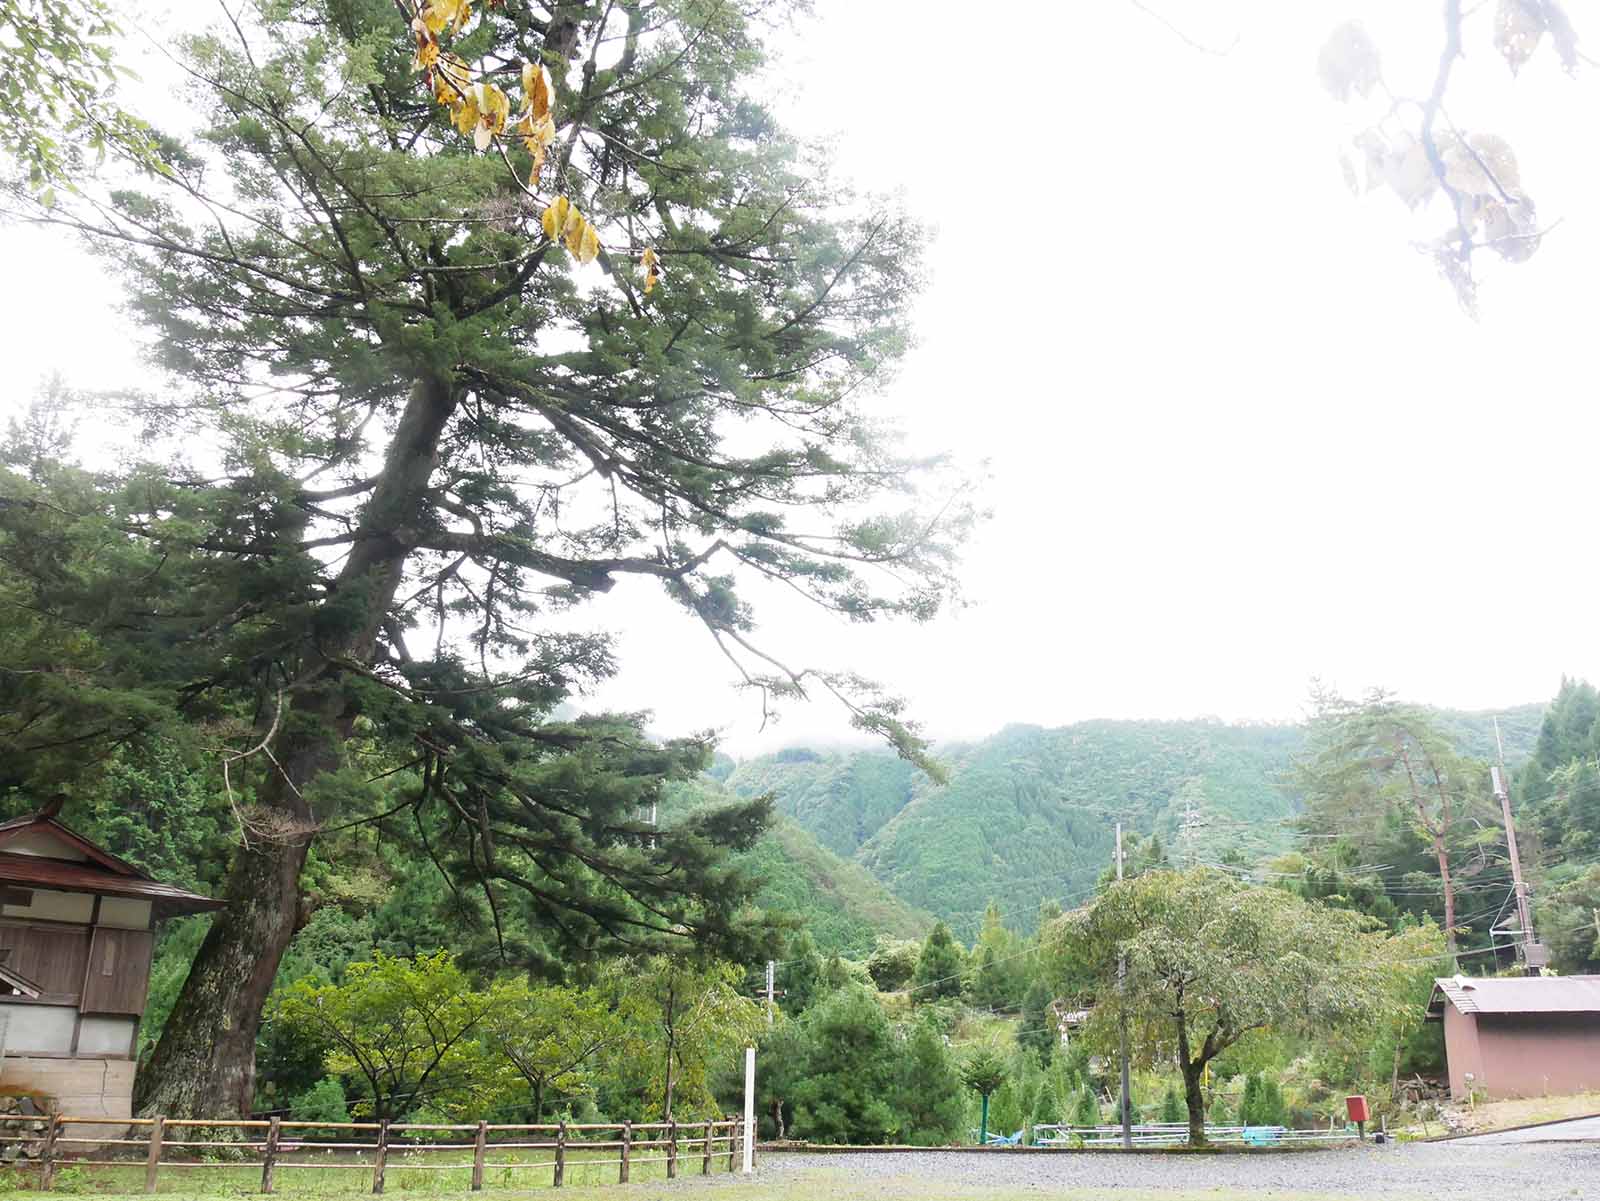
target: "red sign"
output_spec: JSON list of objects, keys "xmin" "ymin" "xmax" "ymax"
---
[{"xmin": 1345, "ymin": 1096, "xmax": 1370, "ymax": 1123}]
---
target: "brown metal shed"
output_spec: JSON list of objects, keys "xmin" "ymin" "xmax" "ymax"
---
[{"xmin": 1426, "ymin": 975, "xmax": 1600, "ymax": 1101}]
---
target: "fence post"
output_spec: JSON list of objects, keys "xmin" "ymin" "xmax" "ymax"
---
[
  {"xmin": 726, "ymin": 1115, "xmax": 735, "ymax": 1172},
  {"xmin": 372, "ymin": 1119, "xmax": 389, "ymax": 1195},
  {"xmin": 553, "ymin": 1118, "xmax": 566, "ymax": 1188},
  {"xmin": 40, "ymin": 1113, "xmax": 62, "ymax": 1192},
  {"xmin": 471, "ymin": 1120, "xmax": 487, "ymax": 1191},
  {"xmin": 619, "ymin": 1121, "xmax": 631, "ymax": 1183},
  {"xmin": 702, "ymin": 1120, "xmax": 712, "ymax": 1175},
  {"xmin": 260, "ymin": 1115, "xmax": 281, "ymax": 1194},
  {"xmin": 144, "ymin": 1115, "xmax": 165, "ymax": 1194},
  {"xmin": 666, "ymin": 1118, "xmax": 677, "ymax": 1179}
]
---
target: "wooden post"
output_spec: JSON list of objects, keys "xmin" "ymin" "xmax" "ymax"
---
[
  {"xmin": 726, "ymin": 1115, "xmax": 736, "ymax": 1172},
  {"xmin": 553, "ymin": 1118, "xmax": 566, "ymax": 1188},
  {"xmin": 40, "ymin": 1113, "xmax": 61, "ymax": 1192},
  {"xmin": 144, "ymin": 1115, "xmax": 165, "ymax": 1194},
  {"xmin": 702, "ymin": 1120, "xmax": 712, "ymax": 1175},
  {"xmin": 742, "ymin": 1047, "xmax": 755, "ymax": 1174},
  {"xmin": 666, "ymin": 1118, "xmax": 677, "ymax": 1179},
  {"xmin": 260, "ymin": 1115, "xmax": 282, "ymax": 1194},
  {"xmin": 619, "ymin": 1121, "xmax": 631, "ymax": 1183},
  {"xmin": 372, "ymin": 1119, "xmax": 389, "ymax": 1195},
  {"xmin": 470, "ymin": 1120, "xmax": 487, "ymax": 1191}
]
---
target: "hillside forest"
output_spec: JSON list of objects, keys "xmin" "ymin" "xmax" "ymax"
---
[{"xmin": 4, "ymin": 0, "xmax": 1600, "ymax": 1154}]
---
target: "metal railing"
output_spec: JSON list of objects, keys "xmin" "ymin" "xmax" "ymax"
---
[
  {"xmin": 1030, "ymin": 1122, "xmax": 1361, "ymax": 1147},
  {"xmin": 0, "ymin": 1113, "xmax": 750, "ymax": 1193}
]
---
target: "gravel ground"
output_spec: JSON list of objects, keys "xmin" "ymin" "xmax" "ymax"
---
[{"xmin": 745, "ymin": 1143, "xmax": 1600, "ymax": 1200}]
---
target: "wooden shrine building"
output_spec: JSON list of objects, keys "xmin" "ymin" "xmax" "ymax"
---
[{"xmin": 0, "ymin": 809, "xmax": 221, "ymax": 1125}]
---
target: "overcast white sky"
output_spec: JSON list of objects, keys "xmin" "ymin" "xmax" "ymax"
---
[{"xmin": 4, "ymin": 1, "xmax": 1598, "ymax": 756}]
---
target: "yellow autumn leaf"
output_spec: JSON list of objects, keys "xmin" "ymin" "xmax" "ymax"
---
[
  {"xmin": 452, "ymin": 91, "xmax": 479, "ymax": 136},
  {"xmin": 577, "ymin": 222, "xmax": 600, "ymax": 265},
  {"xmin": 641, "ymin": 247, "xmax": 659, "ymax": 294},
  {"xmin": 541, "ymin": 197, "xmax": 571, "ymax": 242},
  {"xmin": 471, "ymin": 82, "xmax": 508, "ymax": 149},
  {"xmin": 420, "ymin": 0, "xmax": 473, "ymax": 37},
  {"xmin": 517, "ymin": 111, "xmax": 556, "ymax": 183},
  {"xmin": 562, "ymin": 205, "xmax": 586, "ymax": 255},
  {"xmin": 413, "ymin": 37, "xmax": 440, "ymax": 73},
  {"xmin": 522, "ymin": 62, "xmax": 552, "ymax": 122}
]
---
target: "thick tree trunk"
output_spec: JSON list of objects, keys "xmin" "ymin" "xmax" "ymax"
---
[
  {"xmin": 1180, "ymin": 1060, "xmax": 1207, "ymax": 1148},
  {"xmin": 137, "ymin": 376, "xmax": 456, "ymax": 1117},
  {"xmin": 135, "ymin": 834, "xmax": 311, "ymax": 1116},
  {"xmin": 1172, "ymin": 999, "xmax": 1208, "ymax": 1147},
  {"xmin": 1435, "ymin": 836, "xmax": 1457, "ymax": 955}
]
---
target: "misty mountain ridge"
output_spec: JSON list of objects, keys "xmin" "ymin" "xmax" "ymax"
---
[{"xmin": 720, "ymin": 704, "xmax": 1547, "ymax": 941}]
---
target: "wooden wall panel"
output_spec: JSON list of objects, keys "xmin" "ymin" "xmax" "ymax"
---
[
  {"xmin": 0, "ymin": 921, "xmax": 91, "ymax": 1001},
  {"xmin": 80, "ymin": 926, "xmax": 155, "ymax": 1015}
]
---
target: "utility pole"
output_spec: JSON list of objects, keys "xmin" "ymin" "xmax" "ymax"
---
[
  {"xmin": 1177, "ymin": 791, "xmax": 1208, "ymax": 868},
  {"xmin": 1492, "ymin": 717, "xmax": 1545, "ymax": 975},
  {"xmin": 1116, "ymin": 822, "xmax": 1132, "ymax": 1150},
  {"xmin": 752, "ymin": 961, "xmax": 782, "ymax": 1025}
]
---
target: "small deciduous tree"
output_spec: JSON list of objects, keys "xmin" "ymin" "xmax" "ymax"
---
[
  {"xmin": 624, "ymin": 958, "xmax": 762, "ymax": 1121},
  {"xmin": 482, "ymin": 979, "xmax": 622, "ymax": 1122},
  {"xmin": 272, "ymin": 951, "xmax": 495, "ymax": 1119},
  {"xmin": 1048, "ymin": 869, "xmax": 1437, "ymax": 1146}
]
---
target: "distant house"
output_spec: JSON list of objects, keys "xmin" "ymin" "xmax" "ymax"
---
[
  {"xmin": 1427, "ymin": 974, "xmax": 1600, "ymax": 1100},
  {"xmin": 0, "ymin": 809, "xmax": 222, "ymax": 1127}
]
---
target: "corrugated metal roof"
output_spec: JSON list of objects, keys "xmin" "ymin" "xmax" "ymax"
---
[
  {"xmin": 1431, "ymin": 975, "xmax": 1600, "ymax": 1016},
  {"xmin": 0, "ymin": 852, "xmax": 223, "ymax": 915}
]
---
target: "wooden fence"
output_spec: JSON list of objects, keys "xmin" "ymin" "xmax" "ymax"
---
[{"xmin": 5, "ymin": 1114, "xmax": 750, "ymax": 1193}]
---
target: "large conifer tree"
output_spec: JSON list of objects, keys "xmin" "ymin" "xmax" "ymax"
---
[{"xmin": 7, "ymin": 0, "xmax": 967, "ymax": 1116}]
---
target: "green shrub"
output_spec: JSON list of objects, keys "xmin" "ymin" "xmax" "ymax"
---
[
  {"xmin": 1159, "ymin": 1085, "xmax": 1184, "ymax": 1124},
  {"xmin": 1072, "ymin": 1085, "xmax": 1100, "ymax": 1127},
  {"xmin": 290, "ymin": 1076, "xmax": 349, "ymax": 1125}
]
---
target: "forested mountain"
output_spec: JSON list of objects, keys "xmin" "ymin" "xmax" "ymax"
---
[
  {"xmin": 661, "ymin": 780, "xmax": 929, "ymax": 956},
  {"xmin": 726, "ymin": 707, "xmax": 1546, "ymax": 940}
]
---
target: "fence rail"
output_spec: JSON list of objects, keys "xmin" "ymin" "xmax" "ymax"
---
[{"xmin": 0, "ymin": 1113, "xmax": 751, "ymax": 1193}]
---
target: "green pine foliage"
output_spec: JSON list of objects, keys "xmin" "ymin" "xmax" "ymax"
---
[
  {"xmin": 968, "ymin": 901, "xmax": 1029, "ymax": 1011},
  {"xmin": 1017, "ymin": 978, "xmax": 1058, "ymax": 1063},
  {"xmin": 787, "ymin": 985, "xmax": 903, "ymax": 1145},
  {"xmin": 894, "ymin": 1018, "xmax": 967, "ymax": 1145},
  {"xmin": 913, "ymin": 921, "xmax": 966, "ymax": 1002},
  {"xmin": 1159, "ymin": 1085, "xmax": 1184, "ymax": 1124},
  {"xmin": 1072, "ymin": 1085, "xmax": 1101, "ymax": 1127}
]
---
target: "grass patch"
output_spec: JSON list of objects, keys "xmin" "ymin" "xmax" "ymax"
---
[{"xmin": 0, "ymin": 1145, "xmax": 732, "ymax": 1198}]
